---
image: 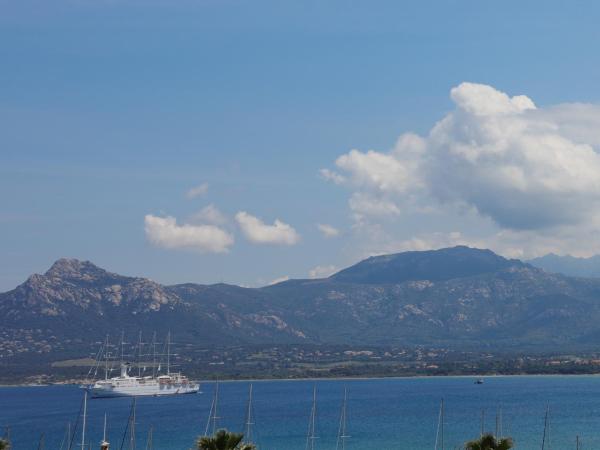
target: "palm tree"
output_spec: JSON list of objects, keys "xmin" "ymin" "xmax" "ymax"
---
[
  {"xmin": 465, "ymin": 433, "xmax": 513, "ymax": 450},
  {"xmin": 196, "ymin": 429, "xmax": 256, "ymax": 450}
]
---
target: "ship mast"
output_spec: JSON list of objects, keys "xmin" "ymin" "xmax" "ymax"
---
[
  {"xmin": 104, "ymin": 335, "xmax": 109, "ymax": 381},
  {"xmin": 119, "ymin": 331, "xmax": 125, "ymax": 369},
  {"xmin": 166, "ymin": 331, "xmax": 171, "ymax": 376},
  {"xmin": 137, "ymin": 331, "xmax": 143, "ymax": 378},
  {"xmin": 151, "ymin": 332, "xmax": 157, "ymax": 378}
]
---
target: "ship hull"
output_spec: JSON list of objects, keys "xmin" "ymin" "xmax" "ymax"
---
[{"xmin": 85, "ymin": 381, "xmax": 200, "ymax": 398}]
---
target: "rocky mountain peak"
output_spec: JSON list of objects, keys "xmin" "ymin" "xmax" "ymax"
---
[
  {"xmin": 3, "ymin": 247, "xmax": 600, "ymax": 356},
  {"xmin": 44, "ymin": 258, "xmax": 112, "ymax": 282}
]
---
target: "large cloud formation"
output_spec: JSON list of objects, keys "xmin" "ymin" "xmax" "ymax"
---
[
  {"xmin": 144, "ymin": 214, "xmax": 234, "ymax": 253},
  {"xmin": 235, "ymin": 211, "xmax": 300, "ymax": 245},
  {"xmin": 323, "ymin": 82, "xmax": 600, "ymax": 256}
]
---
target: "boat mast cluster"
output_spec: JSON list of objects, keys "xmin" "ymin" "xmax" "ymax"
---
[
  {"xmin": 86, "ymin": 332, "xmax": 175, "ymax": 383},
  {"xmin": 302, "ymin": 385, "xmax": 350, "ymax": 450}
]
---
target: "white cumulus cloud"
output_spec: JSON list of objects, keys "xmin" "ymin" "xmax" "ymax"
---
[
  {"xmin": 186, "ymin": 182, "xmax": 209, "ymax": 199},
  {"xmin": 317, "ymin": 223, "xmax": 340, "ymax": 238},
  {"xmin": 349, "ymin": 192, "xmax": 401, "ymax": 222},
  {"xmin": 322, "ymin": 82, "xmax": 600, "ymax": 257},
  {"xmin": 188, "ymin": 204, "xmax": 227, "ymax": 225},
  {"xmin": 235, "ymin": 211, "xmax": 300, "ymax": 245},
  {"xmin": 144, "ymin": 214, "xmax": 233, "ymax": 253},
  {"xmin": 319, "ymin": 168, "xmax": 346, "ymax": 184}
]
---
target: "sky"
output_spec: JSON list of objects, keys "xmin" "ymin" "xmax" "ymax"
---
[{"xmin": 2, "ymin": 0, "xmax": 600, "ymax": 291}]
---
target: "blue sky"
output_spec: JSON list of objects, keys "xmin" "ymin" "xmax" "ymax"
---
[{"xmin": 3, "ymin": 0, "xmax": 600, "ymax": 290}]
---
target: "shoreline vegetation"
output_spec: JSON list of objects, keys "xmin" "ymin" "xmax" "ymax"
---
[
  {"xmin": 5, "ymin": 342, "xmax": 600, "ymax": 385},
  {"xmin": 3, "ymin": 370, "xmax": 600, "ymax": 388}
]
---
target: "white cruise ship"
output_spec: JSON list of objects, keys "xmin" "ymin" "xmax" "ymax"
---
[
  {"xmin": 86, "ymin": 363, "xmax": 199, "ymax": 398},
  {"xmin": 83, "ymin": 332, "xmax": 200, "ymax": 398}
]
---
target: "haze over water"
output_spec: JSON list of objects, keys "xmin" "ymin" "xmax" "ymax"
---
[{"xmin": 2, "ymin": 376, "xmax": 600, "ymax": 450}]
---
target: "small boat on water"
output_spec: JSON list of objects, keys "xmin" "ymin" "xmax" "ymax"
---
[
  {"xmin": 475, "ymin": 378, "xmax": 484, "ymax": 384},
  {"xmin": 83, "ymin": 332, "xmax": 199, "ymax": 398}
]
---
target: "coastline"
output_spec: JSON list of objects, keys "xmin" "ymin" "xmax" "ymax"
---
[{"xmin": 2, "ymin": 371, "xmax": 600, "ymax": 388}]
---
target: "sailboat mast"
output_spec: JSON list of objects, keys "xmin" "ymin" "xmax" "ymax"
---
[
  {"xmin": 144, "ymin": 427, "xmax": 153, "ymax": 450},
  {"xmin": 434, "ymin": 398, "xmax": 444, "ymax": 450},
  {"xmin": 306, "ymin": 385, "xmax": 317, "ymax": 450},
  {"xmin": 245, "ymin": 383, "xmax": 254, "ymax": 443},
  {"xmin": 130, "ymin": 397, "xmax": 137, "ymax": 450},
  {"xmin": 137, "ymin": 331, "xmax": 143, "ymax": 378},
  {"xmin": 100, "ymin": 413, "xmax": 110, "ymax": 450},
  {"xmin": 495, "ymin": 408, "xmax": 499, "ymax": 437},
  {"xmin": 312, "ymin": 386, "xmax": 316, "ymax": 450},
  {"xmin": 480, "ymin": 409, "xmax": 485, "ymax": 437},
  {"xmin": 541, "ymin": 405, "xmax": 549, "ymax": 450},
  {"xmin": 343, "ymin": 389, "xmax": 347, "ymax": 450},
  {"xmin": 499, "ymin": 406, "xmax": 503, "ymax": 437},
  {"xmin": 120, "ymin": 331, "xmax": 125, "ymax": 368},
  {"xmin": 441, "ymin": 398, "xmax": 444, "ymax": 450},
  {"xmin": 212, "ymin": 381, "xmax": 220, "ymax": 434},
  {"xmin": 81, "ymin": 391, "xmax": 88, "ymax": 450},
  {"xmin": 336, "ymin": 388, "xmax": 349, "ymax": 450},
  {"xmin": 204, "ymin": 381, "xmax": 220, "ymax": 436}
]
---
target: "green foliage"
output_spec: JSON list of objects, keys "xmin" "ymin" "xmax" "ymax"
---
[
  {"xmin": 196, "ymin": 429, "xmax": 256, "ymax": 450},
  {"xmin": 0, "ymin": 439, "xmax": 10, "ymax": 450},
  {"xmin": 465, "ymin": 433, "xmax": 513, "ymax": 450}
]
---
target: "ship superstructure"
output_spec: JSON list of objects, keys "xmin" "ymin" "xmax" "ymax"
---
[{"xmin": 83, "ymin": 332, "xmax": 199, "ymax": 398}]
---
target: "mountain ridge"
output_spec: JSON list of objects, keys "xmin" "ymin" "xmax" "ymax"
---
[
  {"xmin": 3, "ymin": 246, "xmax": 600, "ymax": 366},
  {"xmin": 528, "ymin": 253, "xmax": 600, "ymax": 278},
  {"xmin": 330, "ymin": 246, "xmax": 526, "ymax": 284}
]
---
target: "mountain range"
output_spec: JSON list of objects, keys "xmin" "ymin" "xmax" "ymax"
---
[
  {"xmin": 528, "ymin": 254, "xmax": 600, "ymax": 278},
  {"xmin": 3, "ymin": 246, "xmax": 600, "ymax": 368}
]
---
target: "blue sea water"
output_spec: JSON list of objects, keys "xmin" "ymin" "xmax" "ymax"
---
[{"xmin": 1, "ymin": 376, "xmax": 600, "ymax": 449}]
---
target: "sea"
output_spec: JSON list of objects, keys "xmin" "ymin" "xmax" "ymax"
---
[{"xmin": 1, "ymin": 375, "xmax": 600, "ymax": 450}]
